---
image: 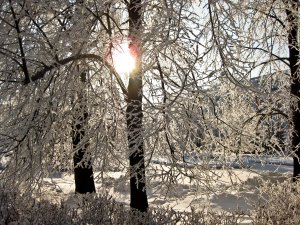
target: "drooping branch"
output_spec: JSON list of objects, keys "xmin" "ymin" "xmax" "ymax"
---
[
  {"xmin": 156, "ymin": 56, "xmax": 176, "ymax": 157},
  {"xmin": 9, "ymin": 0, "xmax": 30, "ymax": 84},
  {"xmin": 22, "ymin": 53, "xmax": 128, "ymax": 96}
]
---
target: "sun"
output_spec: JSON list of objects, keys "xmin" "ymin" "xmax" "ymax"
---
[{"xmin": 110, "ymin": 40, "xmax": 136, "ymax": 75}]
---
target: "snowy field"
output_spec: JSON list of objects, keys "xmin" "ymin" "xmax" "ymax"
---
[{"xmin": 41, "ymin": 155, "xmax": 293, "ymax": 225}]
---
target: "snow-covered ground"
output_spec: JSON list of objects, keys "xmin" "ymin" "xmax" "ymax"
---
[{"xmin": 41, "ymin": 155, "xmax": 293, "ymax": 224}]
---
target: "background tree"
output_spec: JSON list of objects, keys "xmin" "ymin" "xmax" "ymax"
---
[{"xmin": 205, "ymin": 0, "xmax": 298, "ymax": 180}]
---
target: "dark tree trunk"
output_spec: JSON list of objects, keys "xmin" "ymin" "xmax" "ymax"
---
[
  {"xmin": 126, "ymin": 0, "xmax": 148, "ymax": 212},
  {"xmin": 72, "ymin": 72, "xmax": 96, "ymax": 193},
  {"xmin": 286, "ymin": 0, "xmax": 300, "ymax": 181}
]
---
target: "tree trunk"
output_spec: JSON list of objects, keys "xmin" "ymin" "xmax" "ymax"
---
[
  {"xmin": 126, "ymin": 0, "xmax": 148, "ymax": 212},
  {"xmin": 286, "ymin": 0, "xmax": 300, "ymax": 181},
  {"xmin": 72, "ymin": 72, "xmax": 96, "ymax": 193}
]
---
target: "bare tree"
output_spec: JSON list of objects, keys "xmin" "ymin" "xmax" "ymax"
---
[
  {"xmin": 285, "ymin": 0, "xmax": 300, "ymax": 181},
  {"xmin": 3, "ymin": 0, "xmax": 299, "ymax": 216},
  {"xmin": 125, "ymin": 0, "xmax": 149, "ymax": 212}
]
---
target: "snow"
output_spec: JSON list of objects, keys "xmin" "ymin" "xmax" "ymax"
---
[{"xmin": 41, "ymin": 155, "xmax": 293, "ymax": 220}]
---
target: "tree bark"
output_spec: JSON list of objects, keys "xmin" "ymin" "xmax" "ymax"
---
[
  {"xmin": 126, "ymin": 0, "xmax": 149, "ymax": 212},
  {"xmin": 72, "ymin": 72, "xmax": 96, "ymax": 193},
  {"xmin": 286, "ymin": 0, "xmax": 300, "ymax": 181}
]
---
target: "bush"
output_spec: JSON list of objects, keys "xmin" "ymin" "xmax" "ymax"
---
[
  {"xmin": 0, "ymin": 190, "xmax": 241, "ymax": 225},
  {"xmin": 0, "ymin": 190, "xmax": 18, "ymax": 225},
  {"xmin": 3, "ymin": 182, "xmax": 300, "ymax": 225},
  {"xmin": 252, "ymin": 180, "xmax": 300, "ymax": 225}
]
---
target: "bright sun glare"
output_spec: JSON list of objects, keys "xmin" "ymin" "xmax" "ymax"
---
[{"xmin": 111, "ymin": 41, "xmax": 136, "ymax": 75}]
